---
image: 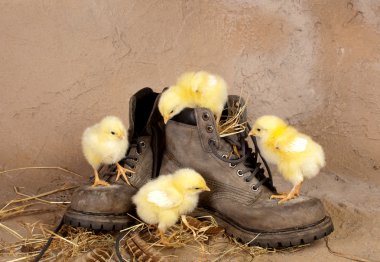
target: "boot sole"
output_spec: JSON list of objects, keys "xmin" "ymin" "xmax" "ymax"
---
[
  {"xmin": 192, "ymin": 207, "xmax": 334, "ymax": 248},
  {"xmin": 63, "ymin": 207, "xmax": 132, "ymax": 231}
]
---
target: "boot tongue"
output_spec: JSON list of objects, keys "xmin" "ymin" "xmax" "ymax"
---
[
  {"xmin": 144, "ymin": 92, "xmax": 165, "ymax": 134},
  {"xmin": 171, "ymin": 108, "xmax": 197, "ymax": 125},
  {"xmin": 128, "ymin": 87, "xmax": 159, "ymax": 141}
]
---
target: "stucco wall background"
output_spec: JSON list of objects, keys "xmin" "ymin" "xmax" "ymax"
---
[{"xmin": 1, "ymin": 0, "xmax": 379, "ymax": 186}]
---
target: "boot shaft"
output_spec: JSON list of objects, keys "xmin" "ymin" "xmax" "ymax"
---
[
  {"xmin": 100, "ymin": 87, "xmax": 165, "ymax": 187},
  {"xmin": 160, "ymin": 96, "xmax": 272, "ymax": 206}
]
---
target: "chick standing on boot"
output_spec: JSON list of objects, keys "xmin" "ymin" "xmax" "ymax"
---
[
  {"xmin": 158, "ymin": 71, "xmax": 228, "ymax": 125},
  {"xmin": 249, "ymin": 115, "xmax": 325, "ymax": 204},
  {"xmin": 82, "ymin": 116, "xmax": 134, "ymax": 187},
  {"xmin": 132, "ymin": 168, "xmax": 210, "ymax": 244}
]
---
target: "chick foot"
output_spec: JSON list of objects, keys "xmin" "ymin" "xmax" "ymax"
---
[
  {"xmin": 93, "ymin": 179, "xmax": 110, "ymax": 187},
  {"xmin": 157, "ymin": 230, "xmax": 173, "ymax": 246},
  {"xmin": 92, "ymin": 169, "xmax": 110, "ymax": 187},
  {"xmin": 271, "ymin": 182, "xmax": 302, "ymax": 204},
  {"xmin": 270, "ymin": 193, "xmax": 297, "ymax": 204},
  {"xmin": 114, "ymin": 162, "xmax": 135, "ymax": 185},
  {"xmin": 270, "ymin": 193, "xmax": 289, "ymax": 199},
  {"xmin": 156, "ymin": 229, "xmax": 181, "ymax": 247}
]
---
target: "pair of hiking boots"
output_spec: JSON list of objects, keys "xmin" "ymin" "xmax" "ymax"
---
[{"xmin": 64, "ymin": 87, "xmax": 333, "ymax": 248}]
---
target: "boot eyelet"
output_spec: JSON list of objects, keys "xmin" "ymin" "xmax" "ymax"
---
[
  {"xmin": 202, "ymin": 113, "xmax": 210, "ymax": 121},
  {"xmin": 237, "ymin": 170, "xmax": 244, "ymax": 177},
  {"xmin": 222, "ymin": 154, "xmax": 228, "ymax": 159},
  {"xmin": 251, "ymin": 185, "xmax": 258, "ymax": 191},
  {"xmin": 235, "ymin": 102, "xmax": 240, "ymax": 108},
  {"xmin": 206, "ymin": 125, "xmax": 214, "ymax": 133},
  {"xmin": 127, "ymin": 173, "xmax": 134, "ymax": 178},
  {"xmin": 139, "ymin": 141, "xmax": 146, "ymax": 147},
  {"xmin": 229, "ymin": 163, "xmax": 236, "ymax": 168}
]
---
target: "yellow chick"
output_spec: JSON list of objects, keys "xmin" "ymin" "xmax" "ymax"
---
[
  {"xmin": 182, "ymin": 71, "xmax": 228, "ymax": 125},
  {"xmin": 158, "ymin": 71, "xmax": 228, "ymax": 125},
  {"xmin": 158, "ymin": 84, "xmax": 195, "ymax": 124},
  {"xmin": 82, "ymin": 116, "xmax": 134, "ymax": 187},
  {"xmin": 249, "ymin": 115, "xmax": 325, "ymax": 204},
  {"xmin": 132, "ymin": 168, "xmax": 210, "ymax": 243}
]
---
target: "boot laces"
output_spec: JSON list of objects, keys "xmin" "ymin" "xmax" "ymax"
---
[
  {"xmin": 120, "ymin": 140, "xmax": 146, "ymax": 171},
  {"xmin": 209, "ymin": 125, "xmax": 276, "ymax": 192},
  {"xmin": 98, "ymin": 140, "xmax": 145, "ymax": 182}
]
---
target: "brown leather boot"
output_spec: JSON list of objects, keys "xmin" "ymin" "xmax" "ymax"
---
[
  {"xmin": 64, "ymin": 88, "xmax": 165, "ymax": 230},
  {"xmin": 160, "ymin": 96, "xmax": 333, "ymax": 248},
  {"xmin": 99, "ymin": 87, "xmax": 165, "ymax": 188}
]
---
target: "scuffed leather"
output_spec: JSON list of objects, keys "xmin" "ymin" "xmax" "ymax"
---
[{"xmin": 160, "ymin": 98, "xmax": 327, "ymax": 232}]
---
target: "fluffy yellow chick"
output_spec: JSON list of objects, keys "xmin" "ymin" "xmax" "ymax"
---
[
  {"xmin": 249, "ymin": 115, "xmax": 325, "ymax": 204},
  {"xmin": 178, "ymin": 71, "xmax": 228, "ymax": 124},
  {"xmin": 132, "ymin": 168, "xmax": 210, "ymax": 243},
  {"xmin": 158, "ymin": 71, "xmax": 228, "ymax": 124},
  {"xmin": 82, "ymin": 116, "xmax": 133, "ymax": 187},
  {"xmin": 158, "ymin": 84, "xmax": 195, "ymax": 124}
]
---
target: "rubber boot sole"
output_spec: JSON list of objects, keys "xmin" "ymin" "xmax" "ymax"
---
[
  {"xmin": 193, "ymin": 207, "xmax": 334, "ymax": 248},
  {"xmin": 63, "ymin": 207, "xmax": 132, "ymax": 231}
]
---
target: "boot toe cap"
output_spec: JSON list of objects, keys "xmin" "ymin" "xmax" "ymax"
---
[
  {"xmin": 70, "ymin": 185, "xmax": 137, "ymax": 214},
  {"xmin": 208, "ymin": 195, "xmax": 327, "ymax": 232}
]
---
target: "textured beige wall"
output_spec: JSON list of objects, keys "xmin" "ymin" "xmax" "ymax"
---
[{"xmin": 1, "ymin": 0, "xmax": 379, "ymax": 184}]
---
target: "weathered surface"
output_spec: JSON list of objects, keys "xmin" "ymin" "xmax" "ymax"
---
[
  {"xmin": 0, "ymin": 0, "xmax": 379, "ymax": 261},
  {"xmin": 1, "ymin": 0, "xmax": 379, "ymax": 184}
]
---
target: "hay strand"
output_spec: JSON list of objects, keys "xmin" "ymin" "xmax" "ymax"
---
[
  {"xmin": 218, "ymin": 99, "xmax": 248, "ymax": 138},
  {"xmin": 42, "ymin": 228, "xmax": 79, "ymax": 247},
  {"xmin": 7, "ymin": 254, "xmax": 39, "ymax": 262},
  {"xmin": 1, "ymin": 183, "xmax": 275, "ymax": 261},
  {"xmin": 0, "ymin": 223, "xmax": 24, "ymax": 240},
  {"xmin": 0, "ymin": 166, "xmax": 82, "ymax": 178},
  {"xmin": 2, "ymin": 213, "xmax": 272, "ymax": 261},
  {"xmin": 1, "ymin": 185, "xmax": 76, "ymax": 211},
  {"xmin": 325, "ymin": 237, "xmax": 375, "ymax": 262},
  {"xmin": 14, "ymin": 187, "xmax": 70, "ymax": 205}
]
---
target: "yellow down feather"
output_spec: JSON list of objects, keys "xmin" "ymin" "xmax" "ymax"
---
[
  {"xmin": 132, "ymin": 168, "xmax": 210, "ymax": 233},
  {"xmin": 250, "ymin": 115, "xmax": 325, "ymax": 186},
  {"xmin": 158, "ymin": 71, "xmax": 228, "ymax": 124}
]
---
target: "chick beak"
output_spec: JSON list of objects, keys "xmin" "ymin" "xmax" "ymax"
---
[
  {"xmin": 163, "ymin": 116, "xmax": 169, "ymax": 124},
  {"xmin": 203, "ymin": 186, "xmax": 211, "ymax": 192},
  {"xmin": 248, "ymin": 129, "xmax": 257, "ymax": 136},
  {"xmin": 118, "ymin": 134, "xmax": 125, "ymax": 140}
]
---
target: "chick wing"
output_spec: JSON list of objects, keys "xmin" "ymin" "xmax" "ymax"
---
[{"xmin": 147, "ymin": 189, "xmax": 183, "ymax": 208}]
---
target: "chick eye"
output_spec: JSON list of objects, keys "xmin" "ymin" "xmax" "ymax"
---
[
  {"xmin": 194, "ymin": 187, "xmax": 200, "ymax": 190},
  {"xmin": 111, "ymin": 131, "xmax": 116, "ymax": 135},
  {"xmin": 170, "ymin": 110, "xmax": 174, "ymax": 114},
  {"xmin": 256, "ymin": 128, "xmax": 261, "ymax": 132}
]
